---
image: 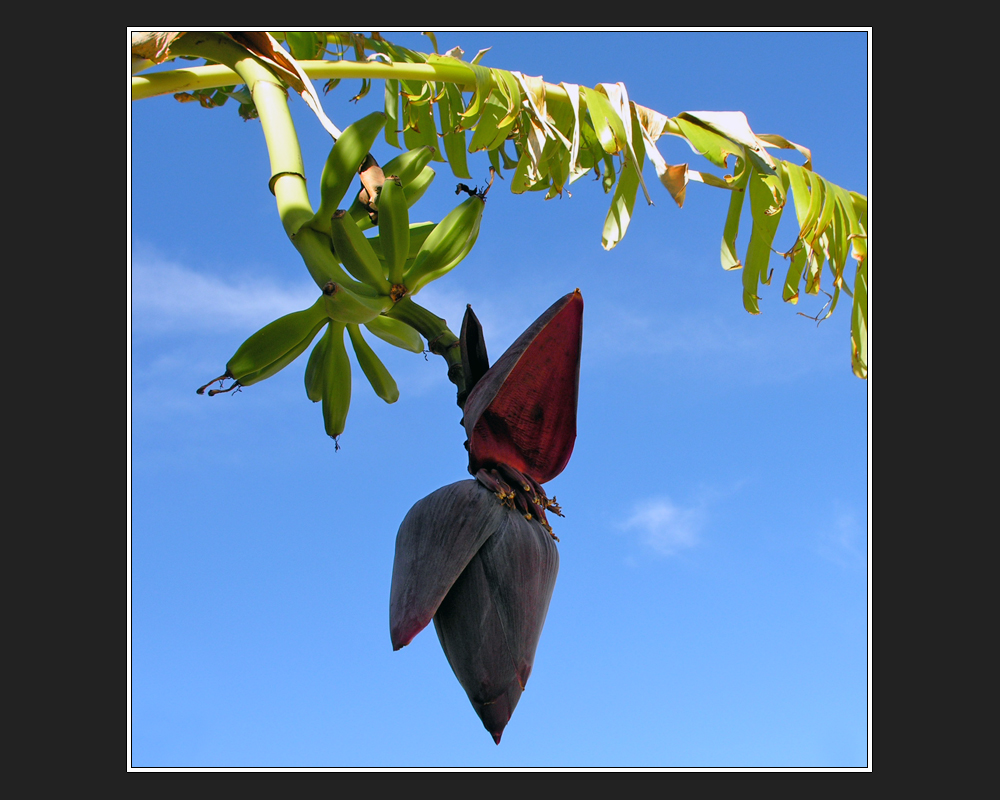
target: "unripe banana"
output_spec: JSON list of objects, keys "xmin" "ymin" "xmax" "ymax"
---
[
  {"xmin": 348, "ymin": 323, "xmax": 399, "ymax": 404},
  {"xmin": 381, "ymin": 145, "xmax": 436, "ymax": 188},
  {"xmin": 224, "ymin": 297, "xmax": 328, "ymax": 383},
  {"xmin": 322, "ymin": 281, "xmax": 392, "ymax": 325},
  {"xmin": 322, "ymin": 322, "xmax": 351, "ymax": 440},
  {"xmin": 312, "ymin": 112, "xmax": 387, "ymax": 234},
  {"xmin": 376, "ymin": 176, "xmax": 410, "ymax": 285},
  {"xmin": 329, "ymin": 210, "xmax": 392, "ymax": 294},
  {"xmin": 304, "ymin": 323, "xmax": 331, "ymax": 402},
  {"xmin": 401, "ymin": 164, "xmax": 436, "ymax": 209},
  {"xmin": 364, "ymin": 315, "xmax": 425, "ymax": 353},
  {"xmin": 366, "ymin": 221, "xmax": 437, "ymax": 265},
  {"xmin": 238, "ymin": 318, "xmax": 328, "ymax": 388},
  {"xmin": 292, "ymin": 224, "xmax": 381, "ymax": 298},
  {"xmin": 404, "ymin": 194, "xmax": 486, "ymax": 295}
]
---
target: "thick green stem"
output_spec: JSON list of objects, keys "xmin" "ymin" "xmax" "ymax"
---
[
  {"xmin": 387, "ymin": 297, "xmax": 465, "ymax": 402},
  {"xmin": 167, "ymin": 33, "xmax": 313, "ymax": 239},
  {"xmin": 132, "ymin": 57, "xmax": 478, "ymax": 101},
  {"xmin": 131, "ymin": 63, "xmax": 249, "ymax": 99}
]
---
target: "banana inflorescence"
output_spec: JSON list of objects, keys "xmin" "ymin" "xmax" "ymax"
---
[{"xmin": 200, "ymin": 128, "xmax": 494, "ymax": 441}]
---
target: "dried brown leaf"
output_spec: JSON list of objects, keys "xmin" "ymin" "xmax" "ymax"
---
[{"xmin": 131, "ymin": 31, "xmax": 183, "ymax": 64}]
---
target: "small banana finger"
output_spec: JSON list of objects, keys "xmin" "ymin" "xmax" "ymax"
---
[
  {"xmin": 312, "ymin": 112, "xmax": 387, "ymax": 234},
  {"xmin": 237, "ymin": 318, "xmax": 328, "ymax": 388},
  {"xmin": 223, "ymin": 297, "xmax": 328, "ymax": 384},
  {"xmin": 304, "ymin": 322, "xmax": 331, "ymax": 402},
  {"xmin": 381, "ymin": 145, "xmax": 436, "ymax": 187},
  {"xmin": 348, "ymin": 323, "xmax": 399, "ymax": 404},
  {"xmin": 404, "ymin": 193, "xmax": 486, "ymax": 295},
  {"xmin": 329, "ymin": 210, "xmax": 392, "ymax": 294},
  {"xmin": 376, "ymin": 176, "xmax": 410, "ymax": 286},
  {"xmin": 364, "ymin": 315, "xmax": 425, "ymax": 354},
  {"xmin": 322, "ymin": 322, "xmax": 351, "ymax": 440}
]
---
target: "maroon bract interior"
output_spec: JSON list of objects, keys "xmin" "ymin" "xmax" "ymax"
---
[{"xmin": 465, "ymin": 291, "xmax": 583, "ymax": 485}]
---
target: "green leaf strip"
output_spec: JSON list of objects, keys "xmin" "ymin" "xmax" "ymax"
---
[
  {"xmin": 597, "ymin": 83, "xmax": 651, "ymax": 205},
  {"xmin": 673, "ymin": 116, "xmax": 740, "ymax": 170},
  {"xmin": 851, "ymin": 255, "xmax": 868, "ymax": 379},
  {"xmin": 757, "ymin": 133, "xmax": 812, "ymax": 171},
  {"xmin": 721, "ymin": 158, "xmax": 749, "ymax": 270}
]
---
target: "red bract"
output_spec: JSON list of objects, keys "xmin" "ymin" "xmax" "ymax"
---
[
  {"xmin": 389, "ymin": 291, "xmax": 583, "ymax": 743},
  {"xmin": 463, "ymin": 290, "xmax": 583, "ymax": 484}
]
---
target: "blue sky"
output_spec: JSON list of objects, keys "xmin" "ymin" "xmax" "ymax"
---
[{"xmin": 129, "ymin": 30, "xmax": 870, "ymax": 768}]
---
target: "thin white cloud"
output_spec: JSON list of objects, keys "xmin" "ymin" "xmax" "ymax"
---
[
  {"xmin": 130, "ymin": 243, "xmax": 317, "ymax": 335},
  {"xmin": 619, "ymin": 496, "xmax": 704, "ymax": 557}
]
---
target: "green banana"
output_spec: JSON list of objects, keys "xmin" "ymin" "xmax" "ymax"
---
[
  {"xmin": 382, "ymin": 145, "xmax": 436, "ymax": 187},
  {"xmin": 222, "ymin": 297, "xmax": 328, "ymax": 384},
  {"xmin": 321, "ymin": 321, "xmax": 352, "ymax": 440},
  {"xmin": 291, "ymin": 224, "xmax": 381, "ymax": 297},
  {"xmin": 348, "ymin": 323, "xmax": 399, "ymax": 404},
  {"xmin": 366, "ymin": 221, "xmax": 437, "ymax": 265},
  {"xmin": 399, "ymin": 164, "xmax": 436, "ymax": 210},
  {"xmin": 304, "ymin": 323, "xmax": 330, "ymax": 402},
  {"xmin": 312, "ymin": 111, "xmax": 387, "ymax": 234},
  {"xmin": 238, "ymin": 318, "xmax": 328, "ymax": 388},
  {"xmin": 376, "ymin": 176, "xmax": 410, "ymax": 286},
  {"xmin": 322, "ymin": 280, "xmax": 392, "ymax": 325},
  {"xmin": 404, "ymin": 194, "xmax": 486, "ymax": 295},
  {"xmin": 364, "ymin": 315, "xmax": 425, "ymax": 354},
  {"xmin": 329, "ymin": 209, "xmax": 392, "ymax": 294}
]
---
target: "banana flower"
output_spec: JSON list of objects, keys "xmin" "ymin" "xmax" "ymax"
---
[{"xmin": 390, "ymin": 291, "xmax": 583, "ymax": 743}]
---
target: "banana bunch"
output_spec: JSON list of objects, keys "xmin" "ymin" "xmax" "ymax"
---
[{"xmin": 200, "ymin": 109, "xmax": 493, "ymax": 442}]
